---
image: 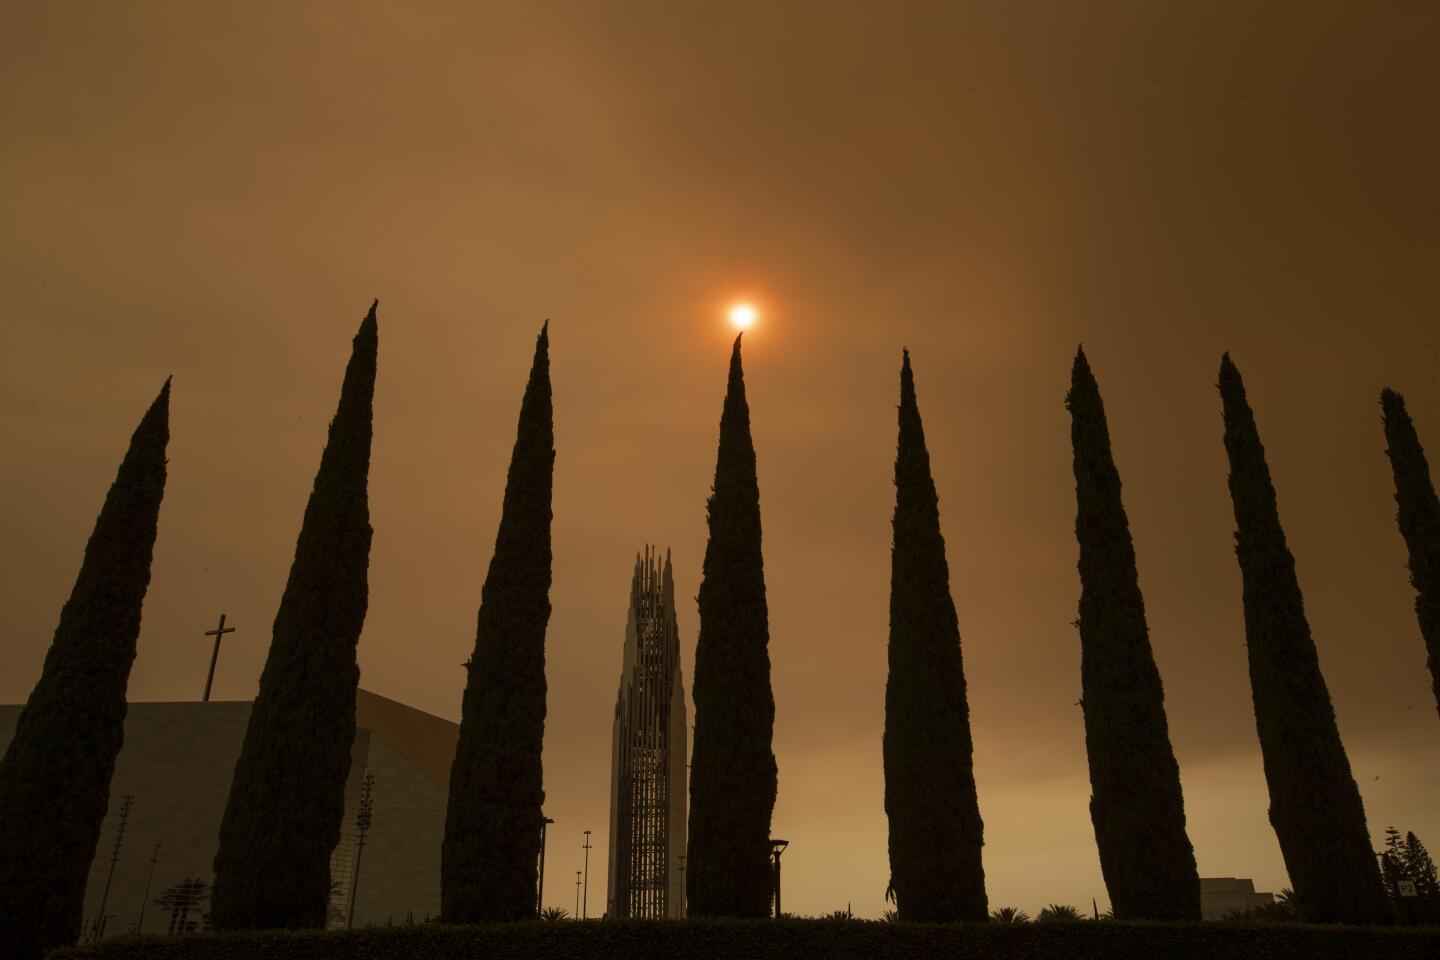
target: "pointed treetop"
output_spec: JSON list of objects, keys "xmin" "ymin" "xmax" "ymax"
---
[
  {"xmin": 898, "ymin": 349, "xmax": 921, "ymax": 417},
  {"xmin": 343, "ymin": 303, "xmax": 378, "ymax": 386},
  {"xmin": 522, "ymin": 323, "xmax": 551, "ymax": 416},
  {"xmin": 1218, "ymin": 354, "xmax": 1253, "ymax": 412},
  {"xmin": 135, "ymin": 377, "xmax": 172, "ymax": 443},
  {"xmin": 895, "ymin": 350, "xmax": 934, "ymax": 498},
  {"xmin": 1067, "ymin": 344, "xmax": 1106, "ymax": 415},
  {"xmin": 722, "ymin": 333, "xmax": 749, "ymax": 414}
]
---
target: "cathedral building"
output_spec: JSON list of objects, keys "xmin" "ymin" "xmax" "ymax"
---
[{"xmin": 0, "ymin": 689, "xmax": 456, "ymax": 936}]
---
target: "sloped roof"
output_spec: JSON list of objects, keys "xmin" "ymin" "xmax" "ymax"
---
[{"xmin": 355, "ymin": 688, "xmax": 459, "ymax": 790}]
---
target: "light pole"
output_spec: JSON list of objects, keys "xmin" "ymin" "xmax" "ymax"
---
[
  {"xmin": 93, "ymin": 794, "xmax": 135, "ymax": 941},
  {"xmin": 677, "ymin": 854, "xmax": 687, "ymax": 919},
  {"xmin": 133, "ymin": 840, "xmax": 162, "ymax": 934},
  {"xmin": 769, "ymin": 839, "xmax": 790, "ymax": 919},
  {"xmin": 537, "ymin": 816, "xmax": 554, "ymax": 918},
  {"xmin": 582, "ymin": 830, "xmax": 593, "ymax": 919},
  {"xmin": 347, "ymin": 773, "xmax": 375, "ymax": 929},
  {"xmin": 575, "ymin": 871, "xmax": 582, "ymax": 919}
]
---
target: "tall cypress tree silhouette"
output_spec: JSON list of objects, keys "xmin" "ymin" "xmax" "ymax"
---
[
  {"xmin": 1067, "ymin": 346, "xmax": 1199, "ymax": 920},
  {"xmin": 211, "ymin": 303, "xmax": 378, "ymax": 930},
  {"xmin": 1218, "ymin": 353, "xmax": 1389, "ymax": 924},
  {"xmin": 883, "ymin": 350, "xmax": 987, "ymax": 922},
  {"xmin": 0, "ymin": 380, "xmax": 170, "ymax": 960},
  {"xmin": 1381, "ymin": 388, "xmax": 1440, "ymax": 722},
  {"xmin": 442, "ymin": 322, "xmax": 553, "ymax": 923},
  {"xmin": 686, "ymin": 334, "xmax": 777, "ymax": 918}
]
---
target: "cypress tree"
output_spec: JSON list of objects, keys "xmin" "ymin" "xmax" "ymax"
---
[
  {"xmin": 211, "ymin": 302, "xmax": 378, "ymax": 930},
  {"xmin": 883, "ymin": 350, "xmax": 987, "ymax": 922},
  {"xmin": 441, "ymin": 322, "xmax": 553, "ymax": 923},
  {"xmin": 1066, "ymin": 346, "xmax": 1199, "ymax": 920},
  {"xmin": 0, "ymin": 379, "xmax": 170, "ymax": 960},
  {"xmin": 1380, "ymin": 388, "xmax": 1440, "ymax": 722},
  {"xmin": 686, "ymin": 334, "xmax": 778, "ymax": 918},
  {"xmin": 1218, "ymin": 353, "xmax": 1390, "ymax": 924}
]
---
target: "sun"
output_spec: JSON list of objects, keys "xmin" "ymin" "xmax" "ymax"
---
[{"xmin": 729, "ymin": 302, "xmax": 758, "ymax": 330}]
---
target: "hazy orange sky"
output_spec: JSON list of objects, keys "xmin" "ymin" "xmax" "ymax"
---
[{"xmin": 2, "ymin": 1, "xmax": 1438, "ymax": 918}]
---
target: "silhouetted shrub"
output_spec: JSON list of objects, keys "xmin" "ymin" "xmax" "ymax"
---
[{"xmin": 49, "ymin": 917, "xmax": 1440, "ymax": 960}]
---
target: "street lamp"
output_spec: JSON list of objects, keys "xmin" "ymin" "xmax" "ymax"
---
[
  {"xmin": 769, "ymin": 839, "xmax": 790, "ymax": 919},
  {"xmin": 677, "ymin": 854, "xmax": 687, "ymax": 919},
  {"xmin": 582, "ymin": 830, "xmax": 593, "ymax": 919},
  {"xmin": 537, "ymin": 816, "xmax": 554, "ymax": 918}
]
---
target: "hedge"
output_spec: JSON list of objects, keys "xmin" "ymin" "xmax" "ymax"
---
[{"xmin": 48, "ymin": 918, "xmax": 1440, "ymax": 960}]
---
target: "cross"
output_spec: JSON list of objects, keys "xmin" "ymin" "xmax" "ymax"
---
[{"xmin": 201, "ymin": 614, "xmax": 237, "ymax": 702}]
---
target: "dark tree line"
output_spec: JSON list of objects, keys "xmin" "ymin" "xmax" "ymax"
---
[
  {"xmin": 9, "ymin": 312, "xmax": 1440, "ymax": 943},
  {"xmin": 1378, "ymin": 827, "xmax": 1440, "ymax": 924}
]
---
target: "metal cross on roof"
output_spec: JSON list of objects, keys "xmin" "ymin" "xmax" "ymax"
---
[{"xmin": 201, "ymin": 613, "xmax": 238, "ymax": 702}]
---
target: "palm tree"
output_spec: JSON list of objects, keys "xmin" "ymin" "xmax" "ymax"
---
[
  {"xmin": 990, "ymin": 906, "xmax": 1030, "ymax": 923},
  {"xmin": 154, "ymin": 878, "xmax": 211, "ymax": 935},
  {"xmin": 1036, "ymin": 904, "xmax": 1084, "ymax": 922},
  {"xmin": 539, "ymin": 906, "xmax": 569, "ymax": 921}
]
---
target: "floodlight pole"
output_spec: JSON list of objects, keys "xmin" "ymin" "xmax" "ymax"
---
[
  {"xmin": 93, "ymin": 794, "xmax": 135, "ymax": 941},
  {"xmin": 133, "ymin": 840, "xmax": 162, "ymax": 934},
  {"xmin": 537, "ymin": 816, "xmax": 554, "ymax": 917},
  {"xmin": 347, "ymin": 773, "xmax": 375, "ymax": 929},
  {"xmin": 582, "ymin": 830, "xmax": 593, "ymax": 919},
  {"xmin": 769, "ymin": 839, "xmax": 790, "ymax": 919}
]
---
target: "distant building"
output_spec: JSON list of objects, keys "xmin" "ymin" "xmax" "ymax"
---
[
  {"xmin": 0, "ymin": 688, "xmax": 457, "ymax": 937},
  {"xmin": 606, "ymin": 547, "xmax": 688, "ymax": 919},
  {"xmin": 1200, "ymin": 877, "xmax": 1276, "ymax": 919}
]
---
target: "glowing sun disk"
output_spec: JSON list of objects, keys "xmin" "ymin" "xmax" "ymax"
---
[{"xmin": 729, "ymin": 303, "xmax": 758, "ymax": 329}]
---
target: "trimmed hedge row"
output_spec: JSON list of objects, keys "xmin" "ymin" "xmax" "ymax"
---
[{"xmin": 49, "ymin": 918, "xmax": 1440, "ymax": 960}]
